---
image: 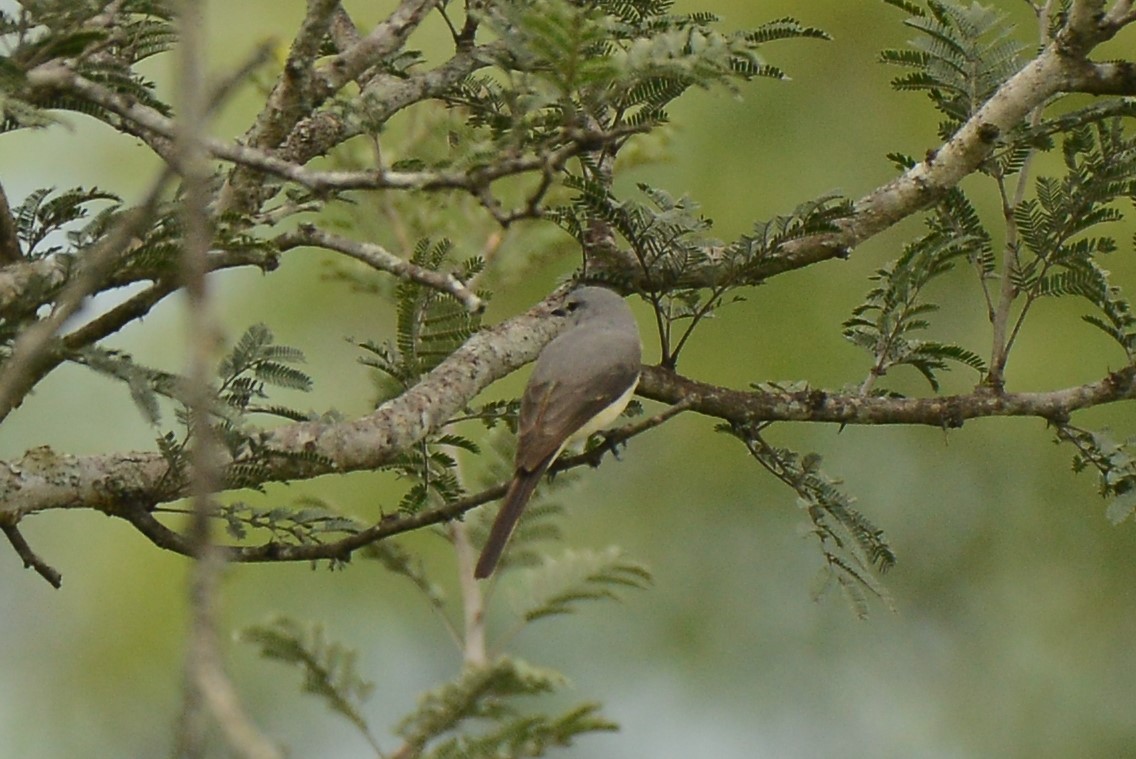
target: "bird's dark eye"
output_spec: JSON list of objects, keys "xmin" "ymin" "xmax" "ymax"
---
[{"xmin": 553, "ymin": 299, "xmax": 581, "ymax": 316}]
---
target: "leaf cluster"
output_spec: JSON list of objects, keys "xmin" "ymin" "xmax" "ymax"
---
[
  {"xmin": 217, "ymin": 322, "xmax": 312, "ymax": 414},
  {"xmin": 212, "ymin": 324, "xmax": 333, "ymax": 490},
  {"xmin": 129, "ymin": 324, "xmax": 324, "ymax": 496},
  {"xmin": 9, "ymin": 185, "xmax": 121, "ymax": 259},
  {"xmin": 515, "ymin": 546, "xmax": 651, "ymax": 623},
  {"xmin": 0, "ymin": 1, "xmax": 174, "ymax": 132},
  {"xmin": 881, "ymin": 0, "xmax": 1025, "ymax": 140},
  {"xmin": 216, "ymin": 496, "xmax": 365, "ymax": 548},
  {"xmin": 463, "ymin": 428, "xmax": 574, "ymax": 571},
  {"xmin": 356, "ymin": 239, "xmax": 487, "ymax": 513},
  {"xmin": 72, "ymin": 345, "xmax": 180, "ymax": 425},
  {"xmin": 397, "ymin": 658, "xmax": 613, "ymax": 759},
  {"xmin": 242, "ymin": 609, "xmax": 629, "ymax": 758},
  {"xmin": 239, "ymin": 616, "xmax": 380, "ymax": 747},
  {"xmin": 844, "ymin": 182, "xmax": 988, "ymax": 391},
  {"xmin": 557, "ymin": 179, "xmax": 852, "ymax": 365},
  {"xmin": 1010, "ymin": 121, "xmax": 1136, "ymax": 358},
  {"xmin": 359, "ymin": 239, "xmax": 485, "ymax": 393},
  {"xmin": 448, "ymin": 0, "xmax": 825, "ymax": 158},
  {"xmin": 1059, "ymin": 425, "xmax": 1136, "ymax": 525},
  {"xmin": 725, "ymin": 423, "xmax": 896, "ymax": 618}
]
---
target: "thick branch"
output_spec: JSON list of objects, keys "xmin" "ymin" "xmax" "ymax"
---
[
  {"xmin": 0, "ymin": 293, "xmax": 570, "ymax": 520},
  {"xmin": 0, "ymin": 256, "xmax": 72, "ymax": 317},
  {"xmin": 8, "ymin": 350, "xmax": 1136, "ymax": 530},
  {"xmin": 636, "ymin": 365, "xmax": 1136, "ymax": 428},
  {"xmin": 244, "ymin": 0, "xmax": 340, "ymax": 150},
  {"xmin": 276, "ymin": 41, "xmax": 505, "ymax": 168},
  {"xmin": 719, "ymin": 20, "xmax": 1136, "ymax": 286},
  {"xmin": 218, "ymin": 0, "xmax": 343, "ymax": 214},
  {"xmin": 316, "ymin": 0, "xmax": 441, "ymax": 96}
]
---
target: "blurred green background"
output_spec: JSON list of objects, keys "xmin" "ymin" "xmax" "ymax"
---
[{"xmin": 3, "ymin": 1, "xmax": 1136, "ymax": 757}]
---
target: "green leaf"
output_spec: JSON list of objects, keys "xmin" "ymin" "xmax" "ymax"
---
[
  {"xmin": 724, "ymin": 424, "xmax": 896, "ymax": 616},
  {"xmin": 881, "ymin": 1, "xmax": 1024, "ymax": 139},
  {"xmin": 1105, "ymin": 488, "xmax": 1136, "ymax": 526},
  {"xmin": 239, "ymin": 617, "xmax": 376, "ymax": 739},
  {"xmin": 513, "ymin": 547, "xmax": 652, "ymax": 623},
  {"xmin": 396, "ymin": 658, "xmax": 570, "ymax": 754}
]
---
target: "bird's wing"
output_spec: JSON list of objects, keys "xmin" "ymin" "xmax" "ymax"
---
[{"xmin": 515, "ymin": 340, "xmax": 640, "ymax": 472}]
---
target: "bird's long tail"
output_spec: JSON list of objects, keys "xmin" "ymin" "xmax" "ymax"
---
[{"xmin": 474, "ymin": 463, "xmax": 549, "ymax": 579}]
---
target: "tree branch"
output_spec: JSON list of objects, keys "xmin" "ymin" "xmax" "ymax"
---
[
  {"xmin": 0, "ymin": 181, "xmax": 23, "ymax": 264},
  {"xmin": 30, "ymin": 64, "xmax": 631, "ymax": 198},
  {"xmin": 719, "ymin": 16, "xmax": 1136, "ymax": 288},
  {"xmin": 0, "ymin": 174, "xmax": 172, "ymax": 423},
  {"xmin": 275, "ymin": 40, "xmax": 505, "ymax": 169},
  {"xmin": 316, "ymin": 0, "xmax": 442, "ymax": 96},
  {"xmin": 218, "ymin": 0, "xmax": 343, "ymax": 214},
  {"xmin": 173, "ymin": 1, "xmax": 281, "ymax": 756},
  {"xmin": 636, "ymin": 365, "xmax": 1136, "ymax": 428},
  {"xmin": 0, "ymin": 522, "xmax": 62, "ymax": 588},
  {"xmin": 246, "ymin": 0, "xmax": 341, "ymax": 150},
  {"xmin": 0, "ymin": 292, "xmax": 571, "ymax": 521},
  {"xmin": 11, "ymin": 343, "xmax": 1136, "ymax": 575},
  {"xmin": 276, "ymin": 224, "xmax": 484, "ymax": 312},
  {"xmin": 0, "ymin": 243, "xmax": 277, "ymax": 318}
]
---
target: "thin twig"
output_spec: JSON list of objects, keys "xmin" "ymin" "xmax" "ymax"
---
[
  {"xmin": 277, "ymin": 224, "xmax": 484, "ymax": 312},
  {"xmin": 62, "ymin": 280, "xmax": 178, "ymax": 349},
  {"xmin": 0, "ymin": 522, "xmax": 62, "ymax": 588},
  {"xmin": 552, "ymin": 397, "xmax": 695, "ymax": 472},
  {"xmin": 29, "ymin": 63, "xmax": 639, "ymax": 195}
]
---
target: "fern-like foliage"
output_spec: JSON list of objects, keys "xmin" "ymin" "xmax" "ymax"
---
[
  {"xmin": 354, "ymin": 239, "xmax": 487, "ymax": 512},
  {"xmin": 1008, "ymin": 121, "xmax": 1136, "ymax": 359},
  {"xmin": 515, "ymin": 547, "xmax": 652, "ymax": 623},
  {"xmin": 844, "ymin": 219, "xmax": 987, "ymax": 392},
  {"xmin": 12, "ymin": 186, "xmax": 122, "ymax": 259},
  {"xmin": 466, "ymin": 428, "xmax": 577, "ymax": 571},
  {"xmin": 880, "ymin": 0, "xmax": 1025, "ymax": 140},
  {"xmin": 239, "ymin": 617, "xmax": 382, "ymax": 751},
  {"xmin": 361, "ymin": 539, "xmax": 449, "ymax": 613},
  {"xmin": 192, "ymin": 323, "xmax": 329, "ymax": 491},
  {"xmin": 0, "ymin": 1, "xmax": 173, "ymax": 132},
  {"xmin": 359, "ymin": 238, "xmax": 485, "ymax": 393},
  {"xmin": 556, "ymin": 179, "xmax": 852, "ymax": 366},
  {"xmin": 725, "ymin": 422, "xmax": 896, "ymax": 618},
  {"xmin": 217, "ymin": 323, "xmax": 312, "ymax": 412},
  {"xmin": 447, "ymin": 0, "xmax": 825, "ymax": 154},
  {"xmin": 1058, "ymin": 424, "xmax": 1136, "ymax": 525},
  {"xmin": 217, "ymin": 496, "xmax": 365, "ymax": 546},
  {"xmin": 396, "ymin": 658, "xmax": 615, "ymax": 759},
  {"xmin": 422, "ymin": 702, "xmax": 617, "ymax": 759},
  {"xmin": 71, "ymin": 346, "xmax": 180, "ymax": 425}
]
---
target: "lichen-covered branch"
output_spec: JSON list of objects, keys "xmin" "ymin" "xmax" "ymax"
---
[
  {"xmin": 740, "ymin": 12, "xmax": 1136, "ymax": 286},
  {"xmin": 0, "ymin": 292, "xmax": 568, "ymax": 521},
  {"xmin": 636, "ymin": 365, "xmax": 1136, "ymax": 428}
]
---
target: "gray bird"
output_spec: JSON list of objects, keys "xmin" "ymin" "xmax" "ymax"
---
[{"xmin": 475, "ymin": 287, "xmax": 642, "ymax": 579}]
